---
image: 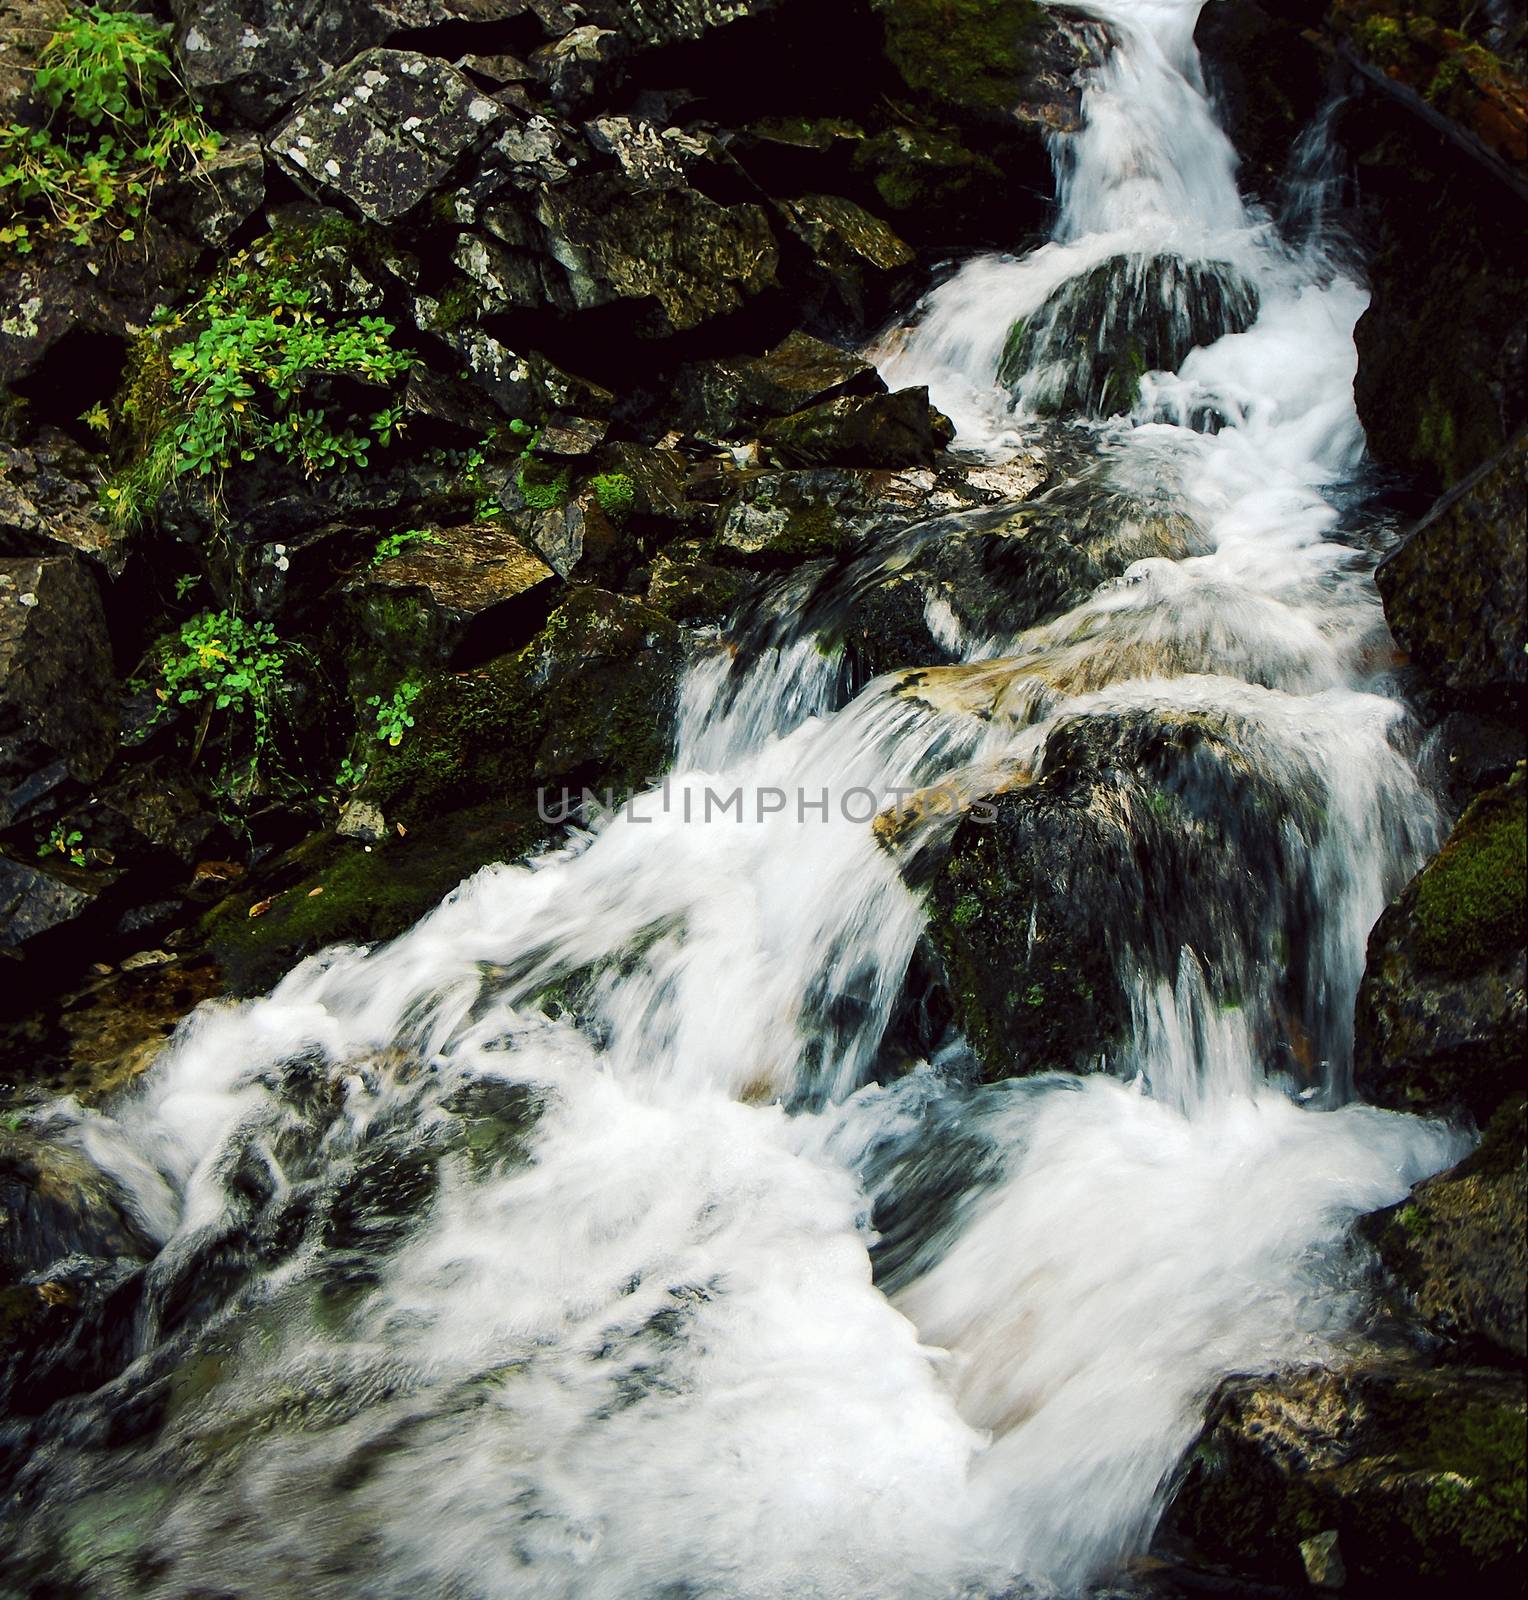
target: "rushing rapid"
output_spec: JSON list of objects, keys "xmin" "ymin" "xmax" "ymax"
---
[{"xmin": 2, "ymin": 3, "xmax": 1467, "ymax": 1596}]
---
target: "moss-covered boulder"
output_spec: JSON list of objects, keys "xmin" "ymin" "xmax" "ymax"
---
[
  {"xmin": 1363, "ymin": 1096, "xmax": 1527, "ymax": 1365},
  {"xmin": 1166, "ymin": 1362, "xmax": 1527, "ymax": 1590},
  {"xmin": 1354, "ymin": 767, "xmax": 1527, "ymax": 1122},
  {"xmin": 917, "ymin": 705, "xmax": 1326, "ymax": 1084},
  {"xmin": 873, "ymin": 0, "xmax": 1049, "ymax": 121},
  {"xmin": 1376, "ymin": 432, "xmax": 1527, "ymax": 721},
  {"xmin": 998, "ymin": 254, "xmax": 1260, "ymax": 417}
]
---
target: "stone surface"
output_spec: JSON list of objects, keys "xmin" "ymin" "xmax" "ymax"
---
[
  {"xmin": 0, "ymin": 435, "xmax": 132, "ymax": 577},
  {"xmin": 1376, "ymin": 433, "xmax": 1528, "ymax": 720},
  {"xmin": 351, "ymin": 520, "xmax": 559, "ymax": 665},
  {"xmin": 0, "ymin": 556, "xmax": 116, "ymax": 793},
  {"xmin": 268, "ymin": 51, "xmax": 505, "ymax": 223},
  {"xmin": 1354, "ymin": 767, "xmax": 1527, "ymax": 1124},
  {"xmin": 1364, "ymin": 1096, "xmax": 1528, "ymax": 1366},
  {"xmin": 761, "ymin": 387, "xmax": 953, "ymax": 468},
  {"xmin": 0, "ymin": 853, "xmax": 103, "ymax": 950},
  {"xmin": 1167, "ymin": 1361, "xmax": 1527, "ymax": 1590}
]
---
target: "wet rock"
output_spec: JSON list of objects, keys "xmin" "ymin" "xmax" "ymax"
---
[
  {"xmin": 0, "ymin": 852, "xmax": 105, "ymax": 950},
  {"xmin": 1376, "ymin": 433, "xmax": 1527, "ymax": 721},
  {"xmin": 774, "ymin": 193, "xmax": 917, "ymax": 325},
  {"xmin": 1363, "ymin": 1096, "xmax": 1527, "ymax": 1366},
  {"xmin": 761, "ymin": 387, "xmax": 954, "ymax": 468},
  {"xmin": 0, "ymin": 1129, "xmax": 153, "ymax": 1277},
  {"xmin": 1354, "ymin": 767, "xmax": 1527, "ymax": 1123},
  {"xmin": 848, "ymin": 124, "xmax": 1007, "ymax": 246},
  {"xmin": 526, "ymin": 489, "xmax": 619, "ymax": 580},
  {"xmin": 350, "ymin": 519, "xmax": 559, "ymax": 666},
  {"xmin": 675, "ymin": 330, "xmax": 885, "ymax": 441},
  {"xmin": 268, "ymin": 51, "xmax": 505, "ymax": 223},
  {"xmin": 530, "ymin": 25, "xmax": 626, "ymax": 114},
  {"xmin": 998, "ymin": 254, "xmax": 1261, "ymax": 417},
  {"xmin": 337, "ymin": 797, "xmax": 387, "ymax": 843},
  {"xmin": 915, "ymin": 705, "xmax": 1329, "ymax": 1083},
  {"xmin": 534, "ymin": 172, "xmax": 780, "ymax": 335},
  {"xmin": 0, "ymin": 555, "xmax": 116, "ymax": 793},
  {"xmin": 1166, "ymin": 1361, "xmax": 1527, "ymax": 1591},
  {"xmin": 1342, "ymin": 88, "xmax": 1528, "ymax": 491},
  {"xmin": 0, "ymin": 434, "xmax": 131, "ymax": 578}
]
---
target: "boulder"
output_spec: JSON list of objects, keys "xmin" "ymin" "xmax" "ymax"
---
[
  {"xmin": 1376, "ymin": 433, "xmax": 1527, "ymax": 721},
  {"xmin": 913, "ymin": 704, "xmax": 1333, "ymax": 1085},
  {"xmin": 0, "ymin": 556, "xmax": 116, "ymax": 794},
  {"xmin": 268, "ymin": 51, "xmax": 506, "ymax": 223},
  {"xmin": 761, "ymin": 387, "xmax": 953, "ymax": 468},
  {"xmin": 1354, "ymin": 767, "xmax": 1527, "ymax": 1124},
  {"xmin": 1363, "ymin": 1096, "xmax": 1527, "ymax": 1366},
  {"xmin": 998, "ymin": 254, "xmax": 1261, "ymax": 418},
  {"xmin": 1166, "ymin": 1361, "xmax": 1527, "ymax": 1591},
  {"xmin": 158, "ymin": 131, "xmax": 267, "ymax": 247},
  {"xmin": 575, "ymin": 0, "xmax": 784, "ymax": 50},
  {"xmin": 534, "ymin": 172, "xmax": 780, "ymax": 335},
  {"xmin": 0, "ymin": 853, "xmax": 105, "ymax": 951},
  {"xmin": 774, "ymin": 193, "xmax": 917, "ymax": 325},
  {"xmin": 349, "ymin": 520, "xmax": 559, "ymax": 666}
]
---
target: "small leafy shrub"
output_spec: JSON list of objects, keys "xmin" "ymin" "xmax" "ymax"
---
[
  {"xmin": 371, "ymin": 528, "xmax": 441, "ymax": 567},
  {"xmin": 0, "ymin": 4, "xmax": 218, "ymax": 258},
  {"xmin": 367, "ymin": 679, "xmax": 423, "ymax": 747},
  {"xmin": 37, "ymin": 823, "xmax": 87, "ymax": 867},
  {"xmin": 104, "ymin": 235, "xmax": 416, "ymax": 526},
  {"xmin": 140, "ymin": 609, "xmax": 310, "ymax": 803}
]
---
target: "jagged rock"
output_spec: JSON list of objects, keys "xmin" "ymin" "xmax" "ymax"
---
[
  {"xmin": 675, "ymin": 330, "xmax": 884, "ymax": 440},
  {"xmin": 337, "ymin": 797, "xmax": 387, "ymax": 843},
  {"xmin": 0, "ymin": 556, "xmax": 116, "ymax": 793},
  {"xmin": 1376, "ymin": 433, "xmax": 1527, "ymax": 721},
  {"xmin": 0, "ymin": 0, "xmax": 66, "ymax": 124},
  {"xmin": 1363, "ymin": 1097, "xmax": 1527, "ymax": 1365},
  {"xmin": 534, "ymin": 172, "xmax": 780, "ymax": 335},
  {"xmin": 0, "ymin": 435, "xmax": 130, "ymax": 577},
  {"xmin": 1166, "ymin": 1362, "xmax": 1527, "ymax": 1591},
  {"xmin": 0, "ymin": 853, "xmax": 105, "ymax": 950},
  {"xmin": 912, "ymin": 704, "xmax": 1334, "ymax": 1085},
  {"xmin": 1354, "ymin": 768, "xmax": 1527, "ymax": 1124},
  {"xmin": 530, "ymin": 25, "xmax": 626, "ymax": 115},
  {"xmin": 761, "ymin": 386, "xmax": 953, "ymax": 468},
  {"xmin": 92, "ymin": 760, "xmax": 219, "ymax": 867},
  {"xmin": 160, "ymin": 131, "xmax": 266, "ymax": 247},
  {"xmin": 350, "ymin": 520, "xmax": 559, "ymax": 665},
  {"xmin": 524, "ymin": 489, "xmax": 620, "ymax": 579},
  {"xmin": 399, "ymin": 367, "xmax": 502, "ymax": 438},
  {"xmin": 576, "ymin": 0, "xmax": 784, "ymax": 50},
  {"xmin": 172, "ymin": 0, "xmax": 536, "ymax": 125},
  {"xmin": 268, "ymin": 51, "xmax": 505, "ymax": 223},
  {"xmin": 774, "ymin": 193, "xmax": 917, "ymax": 324},
  {"xmin": 998, "ymin": 254, "xmax": 1261, "ymax": 417}
]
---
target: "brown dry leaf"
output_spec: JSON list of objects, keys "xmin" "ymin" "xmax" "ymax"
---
[{"xmin": 248, "ymin": 897, "xmax": 275, "ymax": 919}]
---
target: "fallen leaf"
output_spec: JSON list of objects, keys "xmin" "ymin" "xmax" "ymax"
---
[
  {"xmin": 248, "ymin": 897, "xmax": 275, "ymax": 919},
  {"xmin": 308, "ymin": 885, "xmax": 325, "ymax": 897}
]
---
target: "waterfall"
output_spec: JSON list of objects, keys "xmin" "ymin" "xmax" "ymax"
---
[{"xmin": 2, "ymin": 4, "xmax": 1468, "ymax": 1596}]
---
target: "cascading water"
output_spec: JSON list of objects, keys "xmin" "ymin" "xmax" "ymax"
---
[{"xmin": 2, "ymin": 3, "xmax": 1471, "ymax": 1596}]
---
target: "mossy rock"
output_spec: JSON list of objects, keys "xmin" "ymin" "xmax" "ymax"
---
[
  {"xmin": 997, "ymin": 254, "xmax": 1260, "ymax": 417},
  {"xmin": 920, "ymin": 705, "xmax": 1325, "ymax": 1084},
  {"xmin": 1167, "ymin": 1362, "xmax": 1526, "ymax": 1588},
  {"xmin": 874, "ymin": 0, "xmax": 1046, "ymax": 118},
  {"xmin": 1355, "ymin": 765, "xmax": 1527, "ymax": 1122},
  {"xmin": 1363, "ymin": 1095, "xmax": 1527, "ymax": 1364}
]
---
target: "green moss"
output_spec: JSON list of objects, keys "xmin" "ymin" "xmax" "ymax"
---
[
  {"xmin": 875, "ymin": 0, "xmax": 1045, "ymax": 115},
  {"xmin": 590, "ymin": 471, "xmax": 635, "ymax": 522},
  {"xmin": 1417, "ymin": 380, "xmax": 1462, "ymax": 485},
  {"xmin": 1412, "ymin": 772, "xmax": 1526, "ymax": 975},
  {"xmin": 1416, "ymin": 1394, "xmax": 1528, "ymax": 1566}
]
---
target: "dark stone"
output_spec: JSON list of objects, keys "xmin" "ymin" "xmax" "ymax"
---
[
  {"xmin": 0, "ymin": 434, "xmax": 132, "ymax": 577},
  {"xmin": 1166, "ymin": 1361, "xmax": 1527, "ymax": 1591},
  {"xmin": 268, "ymin": 50, "xmax": 506, "ymax": 223},
  {"xmin": 1354, "ymin": 767, "xmax": 1527, "ymax": 1125},
  {"xmin": 159, "ymin": 131, "xmax": 267, "ymax": 247},
  {"xmin": 1363, "ymin": 1096, "xmax": 1527, "ymax": 1366},
  {"xmin": 348, "ymin": 519, "xmax": 559, "ymax": 666},
  {"xmin": 675, "ymin": 330, "xmax": 885, "ymax": 441},
  {"xmin": 533, "ymin": 171, "xmax": 781, "ymax": 336},
  {"xmin": 0, "ymin": 555, "xmax": 116, "ymax": 793},
  {"xmin": 773, "ymin": 193, "xmax": 917, "ymax": 326},
  {"xmin": 0, "ymin": 852, "xmax": 105, "ymax": 950},
  {"xmin": 1376, "ymin": 433, "xmax": 1528, "ymax": 721},
  {"xmin": 761, "ymin": 387, "xmax": 953, "ymax": 468}
]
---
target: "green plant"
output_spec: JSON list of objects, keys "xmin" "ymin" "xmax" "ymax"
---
[
  {"xmin": 591, "ymin": 471, "xmax": 636, "ymax": 522},
  {"xmin": 367, "ymin": 679, "xmax": 423, "ymax": 747},
  {"xmin": 371, "ymin": 527, "xmax": 441, "ymax": 567},
  {"xmin": 173, "ymin": 572, "xmax": 200, "ymax": 600},
  {"xmin": 336, "ymin": 755, "xmax": 367, "ymax": 789},
  {"xmin": 0, "ymin": 4, "xmax": 218, "ymax": 259},
  {"xmin": 38, "ymin": 823, "xmax": 87, "ymax": 867},
  {"xmin": 103, "ymin": 238, "xmax": 416, "ymax": 526},
  {"xmin": 142, "ymin": 609, "xmax": 308, "ymax": 801}
]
